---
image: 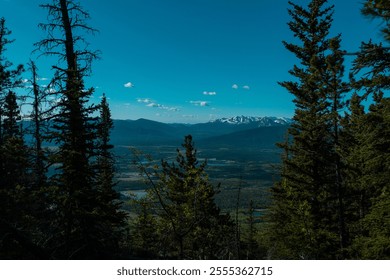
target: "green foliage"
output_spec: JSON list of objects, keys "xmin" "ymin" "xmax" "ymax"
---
[
  {"xmin": 31, "ymin": 0, "xmax": 125, "ymax": 259},
  {"xmin": 0, "ymin": 19, "xmax": 36, "ymax": 259},
  {"xmin": 346, "ymin": 3, "xmax": 390, "ymax": 256},
  {"xmin": 1, "ymin": 0, "xmax": 389, "ymax": 261},
  {"xmin": 134, "ymin": 135, "xmax": 235, "ymax": 259},
  {"xmin": 130, "ymin": 197, "xmax": 160, "ymax": 258},
  {"xmin": 269, "ymin": 0, "xmax": 390, "ymax": 260},
  {"xmin": 93, "ymin": 94, "xmax": 127, "ymax": 258},
  {"xmin": 269, "ymin": 0, "xmax": 348, "ymax": 259},
  {"xmin": 36, "ymin": 1, "xmax": 101, "ymax": 258},
  {"xmin": 362, "ymin": 0, "xmax": 390, "ymax": 41}
]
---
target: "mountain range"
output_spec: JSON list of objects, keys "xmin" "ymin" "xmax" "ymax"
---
[
  {"xmin": 111, "ymin": 116, "xmax": 292, "ymax": 148},
  {"xmin": 211, "ymin": 116, "xmax": 291, "ymax": 126}
]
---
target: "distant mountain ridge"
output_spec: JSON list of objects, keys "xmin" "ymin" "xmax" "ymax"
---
[
  {"xmin": 110, "ymin": 116, "xmax": 291, "ymax": 148},
  {"xmin": 211, "ymin": 116, "xmax": 292, "ymax": 126}
]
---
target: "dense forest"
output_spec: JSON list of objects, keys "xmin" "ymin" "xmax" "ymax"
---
[{"xmin": 0, "ymin": 0, "xmax": 389, "ymax": 259}]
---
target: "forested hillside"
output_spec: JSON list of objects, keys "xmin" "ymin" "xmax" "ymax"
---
[
  {"xmin": 268, "ymin": 0, "xmax": 390, "ymax": 259},
  {"xmin": 0, "ymin": 0, "xmax": 389, "ymax": 260}
]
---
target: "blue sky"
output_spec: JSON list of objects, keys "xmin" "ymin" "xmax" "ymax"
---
[{"xmin": 0, "ymin": 0, "xmax": 384, "ymax": 123}]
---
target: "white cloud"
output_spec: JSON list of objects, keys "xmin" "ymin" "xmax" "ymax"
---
[
  {"xmin": 147, "ymin": 102, "xmax": 159, "ymax": 108},
  {"xmin": 146, "ymin": 102, "xmax": 179, "ymax": 112},
  {"xmin": 137, "ymin": 98, "xmax": 152, "ymax": 103},
  {"xmin": 232, "ymin": 84, "xmax": 250, "ymax": 90},
  {"xmin": 124, "ymin": 82, "xmax": 134, "ymax": 88},
  {"xmin": 37, "ymin": 77, "xmax": 48, "ymax": 81},
  {"xmin": 203, "ymin": 91, "xmax": 217, "ymax": 96},
  {"xmin": 190, "ymin": 101, "xmax": 210, "ymax": 107}
]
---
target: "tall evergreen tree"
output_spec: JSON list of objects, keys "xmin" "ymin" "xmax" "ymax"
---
[
  {"xmin": 346, "ymin": 0, "xmax": 390, "ymax": 259},
  {"xmin": 325, "ymin": 35, "xmax": 350, "ymax": 256},
  {"xmin": 93, "ymin": 94, "xmax": 126, "ymax": 258},
  {"xmin": 0, "ymin": 17, "xmax": 24, "ymax": 146},
  {"xmin": 135, "ymin": 135, "xmax": 235, "ymax": 259},
  {"xmin": 0, "ymin": 90, "xmax": 36, "ymax": 258},
  {"xmin": 0, "ymin": 90, "xmax": 29, "ymax": 200},
  {"xmin": 269, "ymin": 0, "xmax": 348, "ymax": 259},
  {"xmin": 35, "ymin": 0, "xmax": 122, "ymax": 259},
  {"xmin": 0, "ymin": 17, "xmax": 37, "ymax": 259}
]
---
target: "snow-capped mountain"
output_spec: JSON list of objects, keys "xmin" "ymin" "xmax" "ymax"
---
[
  {"xmin": 211, "ymin": 116, "xmax": 292, "ymax": 126},
  {"xmin": 107, "ymin": 116, "xmax": 291, "ymax": 146}
]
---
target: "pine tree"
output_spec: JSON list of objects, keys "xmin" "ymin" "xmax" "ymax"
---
[
  {"xmin": 346, "ymin": 0, "xmax": 390, "ymax": 258},
  {"xmin": 269, "ymin": 0, "xmax": 348, "ymax": 259},
  {"xmin": 0, "ymin": 18, "xmax": 39, "ymax": 259},
  {"xmin": 0, "ymin": 90, "xmax": 28, "ymax": 198},
  {"xmin": 136, "ymin": 135, "xmax": 235, "ymax": 259},
  {"xmin": 35, "ymin": 0, "xmax": 120, "ymax": 259},
  {"xmin": 339, "ymin": 94, "xmax": 367, "ymax": 247},
  {"xmin": 93, "ymin": 94, "xmax": 126, "ymax": 258},
  {"xmin": 0, "ymin": 90, "xmax": 37, "ymax": 258},
  {"xmin": 352, "ymin": 97, "xmax": 390, "ymax": 259},
  {"xmin": 132, "ymin": 197, "xmax": 160, "ymax": 258},
  {"xmin": 325, "ymin": 35, "xmax": 350, "ymax": 256},
  {"xmin": 0, "ymin": 17, "xmax": 24, "ymax": 145}
]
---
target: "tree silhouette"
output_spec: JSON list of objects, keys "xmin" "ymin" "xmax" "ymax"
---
[
  {"xmin": 135, "ymin": 135, "xmax": 235, "ymax": 259},
  {"xmin": 35, "ymin": 0, "xmax": 123, "ymax": 259},
  {"xmin": 270, "ymin": 0, "xmax": 348, "ymax": 259}
]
